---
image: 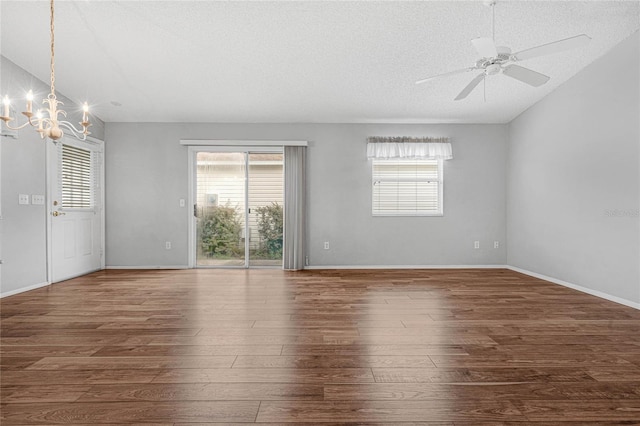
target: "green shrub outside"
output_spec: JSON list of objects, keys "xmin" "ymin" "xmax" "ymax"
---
[
  {"xmin": 254, "ymin": 202, "xmax": 283, "ymax": 260},
  {"xmin": 198, "ymin": 203, "xmax": 243, "ymax": 258},
  {"xmin": 197, "ymin": 202, "xmax": 283, "ymax": 260}
]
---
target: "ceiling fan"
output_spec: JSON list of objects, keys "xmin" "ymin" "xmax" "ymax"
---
[{"xmin": 416, "ymin": 0, "xmax": 591, "ymax": 101}]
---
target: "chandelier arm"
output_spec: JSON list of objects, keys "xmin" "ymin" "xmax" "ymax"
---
[
  {"xmin": 3, "ymin": 120, "xmax": 35, "ymax": 131},
  {"xmin": 58, "ymin": 120, "xmax": 90, "ymax": 140}
]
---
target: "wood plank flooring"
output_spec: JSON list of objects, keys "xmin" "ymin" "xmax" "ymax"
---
[{"xmin": 2, "ymin": 268, "xmax": 640, "ymax": 424}]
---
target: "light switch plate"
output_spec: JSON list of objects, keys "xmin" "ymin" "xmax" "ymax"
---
[
  {"xmin": 18, "ymin": 194, "xmax": 30, "ymax": 205},
  {"xmin": 32, "ymin": 195, "xmax": 45, "ymax": 205}
]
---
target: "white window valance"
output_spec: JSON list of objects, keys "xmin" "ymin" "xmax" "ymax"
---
[{"xmin": 366, "ymin": 137, "xmax": 453, "ymax": 160}]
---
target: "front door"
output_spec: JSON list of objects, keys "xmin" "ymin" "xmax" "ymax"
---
[{"xmin": 48, "ymin": 138, "xmax": 103, "ymax": 282}]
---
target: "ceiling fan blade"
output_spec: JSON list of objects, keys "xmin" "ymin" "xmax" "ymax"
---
[
  {"xmin": 416, "ymin": 67, "xmax": 476, "ymax": 84},
  {"xmin": 513, "ymin": 34, "xmax": 591, "ymax": 61},
  {"xmin": 503, "ymin": 65, "xmax": 550, "ymax": 87},
  {"xmin": 454, "ymin": 73, "xmax": 485, "ymax": 101},
  {"xmin": 471, "ymin": 37, "xmax": 498, "ymax": 58}
]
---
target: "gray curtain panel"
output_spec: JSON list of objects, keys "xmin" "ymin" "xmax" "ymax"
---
[{"xmin": 283, "ymin": 146, "xmax": 306, "ymax": 270}]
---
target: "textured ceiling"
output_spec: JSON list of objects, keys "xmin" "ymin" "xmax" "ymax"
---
[{"xmin": 1, "ymin": 1, "xmax": 638, "ymax": 124}]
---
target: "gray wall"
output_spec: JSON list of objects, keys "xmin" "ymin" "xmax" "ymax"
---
[
  {"xmin": 0, "ymin": 56, "xmax": 105, "ymax": 295},
  {"xmin": 8, "ymin": 31, "xmax": 638, "ymax": 310},
  {"xmin": 105, "ymin": 123, "xmax": 507, "ymax": 267},
  {"xmin": 507, "ymin": 32, "xmax": 640, "ymax": 304}
]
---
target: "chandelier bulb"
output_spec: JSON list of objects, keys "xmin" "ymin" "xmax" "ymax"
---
[
  {"xmin": 2, "ymin": 96, "xmax": 10, "ymax": 118},
  {"xmin": 25, "ymin": 90, "xmax": 34, "ymax": 115},
  {"xmin": 36, "ymin": 110, "xmax": 45, "ymax": 134}
]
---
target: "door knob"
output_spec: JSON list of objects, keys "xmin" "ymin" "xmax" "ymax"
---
[{"xmin": 52, "ymin": 211, "xmax": 66, "ymax": 217}]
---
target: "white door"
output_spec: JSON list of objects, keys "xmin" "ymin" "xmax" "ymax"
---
[{"xmin": 48, "ymin": 137, "xmax": 103, "ymax": 283}]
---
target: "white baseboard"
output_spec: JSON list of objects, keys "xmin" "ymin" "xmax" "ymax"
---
[
  {"xmin": 507, "ymin": 265, "xmax": 640, "ymax": 310},
  {"xmin": 304, "ymin": 264, "xmax": 508, "ymax": 270},
  {"xmin": 105, "ymin": 265, "xmax": 189, "ymax": 270},
  {"xmin": 1, "ymin": 281, "xmax": 50, "ymax": 298}
]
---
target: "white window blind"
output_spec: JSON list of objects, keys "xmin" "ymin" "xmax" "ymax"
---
[
  {"xmin": 60, "ymin": 143, "xmax": 94, "ymax": 209},
  {"xmin": 372, "ymin": 159, "xmax": 443, "ymax": 216}
]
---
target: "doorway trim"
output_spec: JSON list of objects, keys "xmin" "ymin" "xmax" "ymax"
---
[
  {"xmin": 181, "ymin": 139, "xmax": 307, "ymax": 147},
  {"xmin": 185, "ymin": 140, "xmax": 307, "ymax": 269}
]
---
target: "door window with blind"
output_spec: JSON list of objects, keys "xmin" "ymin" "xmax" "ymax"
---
[
  {"xmin": 59, "ymin": 143, "xmax": 97, "ymax": 210},
  {"xmin": 371, "ymin": 159, "xmax": 443, "ymax": 216}
]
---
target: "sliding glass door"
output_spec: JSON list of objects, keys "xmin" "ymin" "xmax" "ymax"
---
[
  {"xmin": 195, "ymin": 152, "xmax": 246, "ymax": 266},
  {"xmin": 194, "ymin": 151, "xmax": 283, "ymax": 268},
  {"xmin": 247, "ymin": 153, "xmax": 284, "ymax": 267}
]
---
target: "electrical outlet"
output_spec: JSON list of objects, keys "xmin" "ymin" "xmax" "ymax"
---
[
  {"xmin": 305, "ymin": 256, "xmax": 309, "ymax": 266},
  {"xmin": 32, "ymin": 195, "xmax": 45, "ymax": 205},
  {"xmin": 494, "ymin": 241, "xmax": 499, "ymax": 249},
  {"xmin": 18, "ymin": 194, "xmax": 29, "ymax": 205},
  {"xmin": 165, "ymin": 241, "xmax": 172, "ymax": 250},
  {"xmin": 324, "ymin": 241, "xmax": 330, "ymax": 250},
  {"xmin": 474, "ymin": 241, "xmax": 480, "ymax": 249}
]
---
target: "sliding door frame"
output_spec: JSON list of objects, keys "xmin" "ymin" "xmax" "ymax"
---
[{"xmin": 187, "ymin": 145, "xmax": 284, "ymax": 269}]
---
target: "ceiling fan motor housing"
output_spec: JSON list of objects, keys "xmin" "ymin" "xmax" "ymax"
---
[
  {"xmin": 486, "ymin": 63, "xmax": 501, "ymax": 75},
  {"xmin": 476, "ymin": 46, "xmax": 513, "ymax": 73}
]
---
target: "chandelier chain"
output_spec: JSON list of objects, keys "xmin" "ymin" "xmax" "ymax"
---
[{"xmin": 49, "ymin": 0, "xmax": 56, "ymax": 98}]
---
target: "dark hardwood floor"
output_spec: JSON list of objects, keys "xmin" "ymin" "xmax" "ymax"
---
[{"xmin": 2, "ymin": 268, "xmax": 640, "ymax": 424}]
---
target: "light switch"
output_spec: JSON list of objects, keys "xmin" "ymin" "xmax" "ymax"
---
[
  {"xmin": 179, "ymin": 199, "xmax": 185, "ymax": 207},
  {"xmin": 32, "ymin": 195, "xmax": 45, "ymax": 205},
  {"xmin": 18, "ymin": 194, "xmax": 30, "ymax": 205}
]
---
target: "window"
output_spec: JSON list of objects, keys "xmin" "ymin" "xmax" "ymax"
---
[
  {"xmin": 60, "ymin": 143, "xmax": 94, "ymax": 209},
  {"xmin": 372, "ymin": 158, "xmax": 443, "ymax": 216}
]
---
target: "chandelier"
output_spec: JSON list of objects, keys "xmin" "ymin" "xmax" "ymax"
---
[{"xmin": 0, "ymin": 0, "xmax": 91, "ymax": 141}]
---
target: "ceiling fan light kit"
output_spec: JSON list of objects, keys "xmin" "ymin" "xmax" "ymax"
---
[{"xmin": 416, "ymin": 1, "xmax": 591, "ymax": 101}]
